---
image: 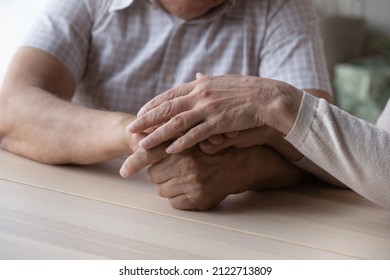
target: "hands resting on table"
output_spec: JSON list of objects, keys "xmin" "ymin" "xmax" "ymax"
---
[
  {"xmin": 119, "ymin": 74, "xmax": 309, "ymax": 210},
  {"xmin": 0, "ymin": 50, "xmax": 314, "ymax": 211}
]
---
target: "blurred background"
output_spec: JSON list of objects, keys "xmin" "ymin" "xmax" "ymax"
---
[
  {"xmin": 313, "ymin": 0, "xmax": 390, "ymax": 123},
  {"xmin": 0, "ymin": 0, "xmax": 389, "ymax": 123},
  {"xmin": 0, "ymin": 0, "xmax": 47, "ymax": 82}
]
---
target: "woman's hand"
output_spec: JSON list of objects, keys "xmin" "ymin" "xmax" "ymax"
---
[
  {"xmin": 199, "ymin": 126, "xmax": 276, "ymax": 154},
  {"xmin": 128, "ymin": 73, "xmax": 283, "ymax": 154}
]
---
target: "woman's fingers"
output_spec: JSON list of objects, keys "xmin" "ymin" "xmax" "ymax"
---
[
  {"xmin": 224, "ymin": 131, "xmax": 239, "ymax": 138},
  {"xmin": 128, "ymin": 96, "xmax": 190, "ymax": 134},
  {"xmin": 207, "ymin": 134, "xmax": 224, "ymax": 145},
  {"xmin": 165, "ymin": 122, "xmax": 215, "ymax": 154},
  {"xmin": 129, "ymin": 74, "xmax": 270, "ymax": 152},
  {"xmin": 199, "ymin": 139, "xmax": 231, "ymax": 155},
  {"xmin": 137, "ymin": 81, "xmax": 196, "ymax": 116},
  {"xmin": 137, "ymin": 110, "xmax": 205, "ymax": 150},
  {"xmin": 199, "ymin": 127, "xmax": 273, "ymax": 154}
]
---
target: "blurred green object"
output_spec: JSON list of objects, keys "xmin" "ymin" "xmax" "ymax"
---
[
  {"xmin": 334, "ymin": 56, "xmax": 390, "ymax": 123},
  {"xmin": 381, "ymin": 38, "xmax": 390, "ymax": 60}
]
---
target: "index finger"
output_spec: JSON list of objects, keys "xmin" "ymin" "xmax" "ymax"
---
[
  {"xmin": 127, "ymin": 96, "xmax": 191, "ymax": 134},
  {"xmin": 120, "ymin": 143, "xmax": 170, "ymax": 178},
  {"xmin": 137, "ymin": 81, "xmax": 196, "ymax": 116}
]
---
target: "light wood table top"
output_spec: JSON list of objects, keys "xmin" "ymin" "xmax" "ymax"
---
[{"xmin": 0, "ymin": 149, "xmax": 389, "ymax": 259}]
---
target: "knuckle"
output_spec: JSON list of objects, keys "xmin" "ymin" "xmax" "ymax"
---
[
  {"xmin": 169, "ymin": 197, "xmax": 189, "ymax": 210},
  {"xmin": 192, "ymin": 193, "xmax": 219, "ymax": 211},
  {"xmin": 167, "ymin": 187, "xmax": 199, "ymax": 210},
  {"xmin": 182, "ymin": 157, "xmax": 197, "ymax": 171},
  {"xmin": 141, "ymin": 115, "xmax": 153, "ymax": 128},
  {"xmin": 151, "ymin": 129, "xmax": 165, "ymax": 143},
  {"xmin": 186, "ymin": 193, "xmax": 210, "ymax": 211},
  {"xmin": 199, "ymin": 87, "xmax": 211, "ymax": 99},
  {"xmin": 146, "ymin": 168, "xmax": 156, "ymax": 183},
  {"xmin": 170, "ymin": 114, "xmax": 186, "ymax": 131},
  {"xmin": 196, "ymin": 203, "xmax": 211, "ymax": 211},
  {"xmin": 155, "ymin": 184, "xmax": 166, "ymax": 197},
  {"xmin": 187, "ymin": 127, "xmax": 201, "ymax": 141},
  {"xmin": 166, "ymin": 88, "xmax": 177, "ymax": 99},
  {"xmin": 160, "ymin": 101, "xmax": 173, "ymax": 119},
  {"xmin": 196, "ymin": 80, "xmax": 213, "ymax": 98}
]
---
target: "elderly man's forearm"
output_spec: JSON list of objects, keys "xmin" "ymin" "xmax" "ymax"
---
[
  {"xmin": 0, "ymin": 47, "xmax": 138, "ymax": 165},
  {"xmin": 0, "ymin": 87, "xmax": 136, "ymax": 164}
]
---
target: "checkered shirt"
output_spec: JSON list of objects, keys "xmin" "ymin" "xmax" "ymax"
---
[{"xmin": 23, "ymin": 0, "xmax": 331, "ymax": 114}]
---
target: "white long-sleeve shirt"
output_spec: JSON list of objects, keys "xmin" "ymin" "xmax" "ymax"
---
[{"xmin": 285, "ymin": 93, "xmax": 390, "ymax": 208}]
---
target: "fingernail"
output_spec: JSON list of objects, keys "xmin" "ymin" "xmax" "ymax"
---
[
  {"xmin": 127, "ymin": 122, "xmax": 136, "ymax": 133},
  {"xmin": 138, "ymin": 138, "xmax": 147, "ymax": 148},
  {"xmin": 137, "ymin": 107, "xmax": 146, "ymax": 116},
  {"xmin": 139, "ymin": 138, "xmax": 154, "ymax": 150},
  {"xmin": 120, "ymin": 168, "xmax": 128, "ymax": 178},
  {"xmin": 166, "ymin": 145, "xmax": 176, "ymax": 154}
]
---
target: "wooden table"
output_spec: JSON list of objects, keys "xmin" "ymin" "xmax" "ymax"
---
[{"xmin": 0, "ymin": 149, "xmax": 389, "ymax": 260}]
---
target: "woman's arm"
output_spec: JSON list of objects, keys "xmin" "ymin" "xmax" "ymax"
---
[{"xmin": 285, "ymin": 93, "xmax": 390, "ymax": 208}]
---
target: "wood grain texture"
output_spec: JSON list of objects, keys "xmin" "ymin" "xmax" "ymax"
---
[{"xmin": 0, "ymin": 149, "xmax": 389, "ymax": 259}]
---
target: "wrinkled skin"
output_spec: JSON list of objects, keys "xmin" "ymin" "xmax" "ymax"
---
[{"xmin": 121, "ymin": 142, "xmax": 308, "ymax": 210}]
